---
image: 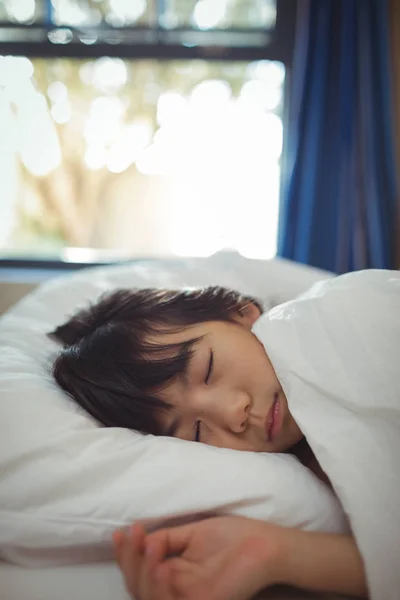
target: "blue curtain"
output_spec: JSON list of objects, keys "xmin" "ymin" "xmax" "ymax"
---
[{"xmin": 278, "ymin": 0, "xmax": 399, "ymax": 273}]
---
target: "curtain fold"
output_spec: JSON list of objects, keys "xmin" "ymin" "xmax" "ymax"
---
[
  {"xmin": 389, "ymin": 0, "xmax": 400, "ymax": 268},
  {"xmin": 278, "ymin": 0, "xmax": 398, "ymax": 273}
]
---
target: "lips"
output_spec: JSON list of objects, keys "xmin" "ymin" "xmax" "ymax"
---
[{"xmin": 265, "ymin": 393, "xmax": 280, "ymax": 442}]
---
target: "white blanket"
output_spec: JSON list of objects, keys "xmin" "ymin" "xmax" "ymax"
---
[{"xmin": 252, "ymin": 270, "xmax": 400, "ymax": 600}]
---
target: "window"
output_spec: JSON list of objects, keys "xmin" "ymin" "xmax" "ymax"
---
[{"xmin": 0, "ymin": 0, "xmax": 295, "ymax": 264}]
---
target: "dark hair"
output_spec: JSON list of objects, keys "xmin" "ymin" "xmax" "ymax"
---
[{"xmin": 48, "ymin": 286, "xmax": 263, "ymax": 436}]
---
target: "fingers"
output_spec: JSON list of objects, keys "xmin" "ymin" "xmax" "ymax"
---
[
  {"xmin": 139, "ymin": 535, "xmax": 166, "ymax": 599},
  {"xmin": 113, "ymin": 525, "xmax": 176, "ymax": 600},
  {"xmin": 113, "ymin": 524, "xmax": 146, "ymax": 598},
  {"xmin": 138, "ymin": 531, "xmax": 180, "ymax": 600},
  {"xmin": 112, "ymin": 529, "xmax": 124, "ymax": 564},
  {"xmin": 130, "ymin": 524, "xmax": 147, "ymax": 597},
  {"xmin": 146, "ymin": 523, "xmax": 194, "ymax": 558}
]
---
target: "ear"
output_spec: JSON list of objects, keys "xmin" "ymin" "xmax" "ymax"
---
[{"xmin": 232, "ymin": 302, "xmax": 262, "ymax": 329}]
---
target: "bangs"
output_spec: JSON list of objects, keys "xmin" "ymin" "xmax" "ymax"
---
[
  {"xmin": 129, "ymin": 334, "xmax": 203, "ymax": 391},
  {"xmin": 52, "ymin": 327, "xmax": 201, "ymax": 436}
]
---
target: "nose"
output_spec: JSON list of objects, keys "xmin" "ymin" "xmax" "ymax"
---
[
  {"xmin": 196, "ymin": 386, "xmax": 252, "ymax": 436},
  {"xmin": 224, "ymin": 390, "xmax": 251, "ymax": 434}
]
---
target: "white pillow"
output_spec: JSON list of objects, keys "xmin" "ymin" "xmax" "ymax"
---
[{"xmin": 0, "ymin": 252, "xmax": 346, "ymax": 567}]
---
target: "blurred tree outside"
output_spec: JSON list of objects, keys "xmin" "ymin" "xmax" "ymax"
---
[
  {"xmin": 0, "ymin": 0, "xmax": 276, "ymax": 29},
  {"xmin": 0, "ymin": 0, "xmax": 284, "ymax": 259}
]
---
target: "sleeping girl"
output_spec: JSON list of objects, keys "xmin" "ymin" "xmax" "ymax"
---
[{"xmin": 49, "ymin": 273, "xmax": 400, "ymax": 600}]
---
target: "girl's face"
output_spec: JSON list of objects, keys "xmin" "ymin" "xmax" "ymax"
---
[{"xmin": 154, "ymin": 305, "xmax": 303, "ymax": 453}]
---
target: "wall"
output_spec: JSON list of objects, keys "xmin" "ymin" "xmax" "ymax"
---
[{"xmin": 0, "ymin": 281, "xmax": 36, "ymax": 315}]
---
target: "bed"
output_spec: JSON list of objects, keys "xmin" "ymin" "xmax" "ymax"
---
[
  {"xmin": 0, "ymin": 251, "xmax": 346, "ymax": 600},
  {"xmin": 0, "ymin": 561, "xmax": 347, "ymax": 600}
]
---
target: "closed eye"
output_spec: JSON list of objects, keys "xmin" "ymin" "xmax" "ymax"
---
[
  {"xmin": 195, "ymin": 420, "xmax": 202, "ymax": 442},
  {"xmin": 205, "ymin": 350, "xmax": 214, "ymax": 385}
]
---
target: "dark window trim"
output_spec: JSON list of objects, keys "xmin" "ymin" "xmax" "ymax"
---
[
  {"xmin": 0, "ymin": 39, "xmax": 288, "ymax": 62},
  {"xmin": 0, "ymin": 0, "xmax": 296, "ymax": 62},
  {"xmin": 0, "ymin": 258, "xmax": 136, "ymax": 270},
  {"xmin": 0, "ymin": 44, "xmax": 290, "ymax": 62}
]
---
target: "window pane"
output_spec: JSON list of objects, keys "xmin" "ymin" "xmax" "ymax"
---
[
  {"xmin": 0, "ymin": 0, "xmax": 156, "ymax": 27},
  {"xmin": 0, "ymin": 0, "xmax": 45, "ymax": 24},
  {"xmin": 0, "ymin": 0, "xmax": 276, "ymax": 29},
  {"xmin": 0, "ymin": 56, "xmax": 285, "ymax": 260},
  {"xmin": 51, "ymin": 0, "xmax": 156, "ymax": 28},
  {"xmin": 162, "ymin": 0, "xmax": 277, "ymax": 29}
]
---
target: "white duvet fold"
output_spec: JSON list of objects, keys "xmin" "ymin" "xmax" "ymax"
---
[{"xmin": 252, "ymin": 270, "xmax": 400, "ymax": 600}]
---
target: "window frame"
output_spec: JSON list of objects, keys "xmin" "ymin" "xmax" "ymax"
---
[{"xmin": 0, "ymin": 0, "xmax": 296, "ymax": 272}]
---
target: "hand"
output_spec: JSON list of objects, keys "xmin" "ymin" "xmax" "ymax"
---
[{"xmin": 113, "ymin": 516, "xmax": 287, "ymax": 600}]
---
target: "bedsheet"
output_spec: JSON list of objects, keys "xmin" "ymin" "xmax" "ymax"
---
[{"xmin": 0, "ymin": 561, "xmax": 346, "ymax": 600}]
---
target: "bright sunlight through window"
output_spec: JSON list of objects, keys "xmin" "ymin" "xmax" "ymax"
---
[{"xmin": 0, "ymin": 55, "xmax": 285, "ymax": 260}]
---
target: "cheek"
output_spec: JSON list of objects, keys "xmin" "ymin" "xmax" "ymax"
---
[
  {"xmin": 249, "ymin": 352, "xmax": 278, "ymax": 388},
  {"xmin": 281, "ymin": 396, "xmax": 303, "ymax": 444}
]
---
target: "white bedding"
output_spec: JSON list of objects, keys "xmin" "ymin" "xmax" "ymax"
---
[
  {"xmin": 253, "ymin": 269, "xmax": 400, "ymax": 600},
  {"xmin": 0, "ymin": 561, "xmax": 344, "ymax": 600},
  {"xmin": 0, "ymin": 252, "xmax": 344, "ymax": 600}
]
